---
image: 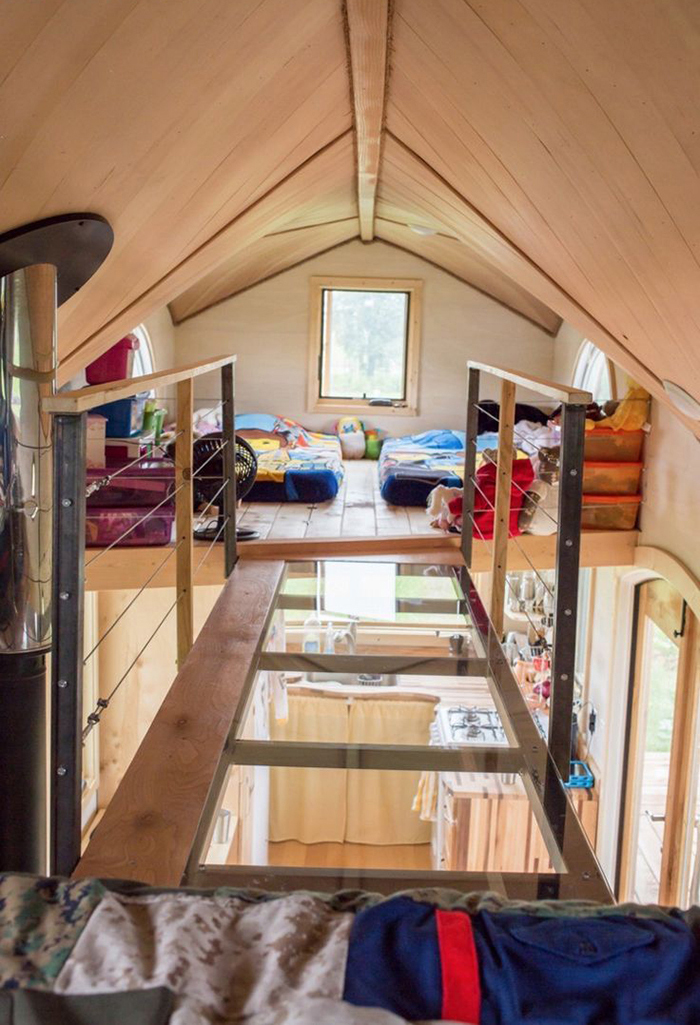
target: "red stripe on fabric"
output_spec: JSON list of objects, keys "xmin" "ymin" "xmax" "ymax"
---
[{"xmin": 435, "ymin": 909, "xmax": 481, "ymax": 1024}]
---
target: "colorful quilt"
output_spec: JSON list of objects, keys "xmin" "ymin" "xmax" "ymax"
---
[
  {"xmin": 235, "ymin": 414, "xmax": 344, "ymax": 503},
  {"xmin": 2, "ymin": 874, "xmax": 700, "ymax": 1024},
  {"xmin": 379, "ymin": 430, "xmax": 468, "ymax": 506}
]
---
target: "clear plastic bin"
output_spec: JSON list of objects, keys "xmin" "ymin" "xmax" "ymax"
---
[
  {"xmin": 583, "ymin": 428, "xmax": 644, "ymax": 461},
  {"xmin": 583, "ymin": 461, "xmax": 643, "ymax": 495},
  {"xmin": 85, "ymin": 506, "xmax": 174, "ymax": 547},
  {"xmin": 581, "ymin": 494, "xmax": 641, "ymax": 530},
  {"xmin": 86, "ymin": 459, "xmax": 175, "ymax": 508}
]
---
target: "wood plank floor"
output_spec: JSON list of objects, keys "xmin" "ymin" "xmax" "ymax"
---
[
  {"xmin": 238, "ymin": 460, "xmax": 434, "ymax": 540},
  {"xmin": 268, "ymin": 840, "xmax": 433, "ymax": 870}
]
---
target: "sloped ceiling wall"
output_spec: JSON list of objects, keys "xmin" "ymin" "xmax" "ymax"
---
[{"xmin": 2, "ymin": 0, "xmax": 699, "ymax": 424}]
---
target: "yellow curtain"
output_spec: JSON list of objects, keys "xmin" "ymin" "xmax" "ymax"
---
[
  {"xmin": 268, "ymin": 694, "xmax": 348, "ymax": 843},
  {"xmin": 345, "ymin": 698, "xmax": 436, "ymax": 845}
]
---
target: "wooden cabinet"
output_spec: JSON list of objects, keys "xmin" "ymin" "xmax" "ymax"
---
[{"xmin": 436, "ymin": 773, "xmax": 598, "ymax": 874}]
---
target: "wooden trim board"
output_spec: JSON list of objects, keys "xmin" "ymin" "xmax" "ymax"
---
[
  {"xmin": 83, "ymin": 530, "xmax": 639, "ymax": 592},
  {"xmin": 468, "ymin": 361, "xmax": 591, "ymax": 405},
  {"xmin": 46, "ymin": 355, "xmax": 236, "ymax": 413},
  {"xmin": 345, "ymin": 0, "xmax": 392, "ymax": 241},
  {"xmin": 74, "ymin": 560, "xmax": 284, "ymax": 885}
]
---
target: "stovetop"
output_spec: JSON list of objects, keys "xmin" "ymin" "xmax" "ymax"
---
[{"xmin": 437, "ymin": 705, "xmax": 508, "ymax": 746}]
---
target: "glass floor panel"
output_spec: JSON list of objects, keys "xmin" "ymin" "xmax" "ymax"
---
[
  {"xmin": 185, "ymin": 559, "xmax": 611, "ymax": 903},
  {"xmin": 200, "ymin": 765, "xmax": 556, "ymax": 877}
]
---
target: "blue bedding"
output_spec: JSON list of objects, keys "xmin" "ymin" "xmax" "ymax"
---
[
  {"xmin": 378, "ymin": 429, "xmax": 467, "ymax": 506},
  {"xmin": 234, "ymin": 414, "xmax": 344, "ymax": 502}
]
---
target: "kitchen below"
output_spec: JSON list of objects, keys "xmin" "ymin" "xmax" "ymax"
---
[{"xmin": 202, "ymin": 560, "xmax": 598, "ymax": 875}]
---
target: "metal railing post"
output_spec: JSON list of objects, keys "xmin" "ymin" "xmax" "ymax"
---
[
  {"xmin": 461, "ymin": 366, "xmax": 480, "ymax": 567},
  {"xmin": 221, "ymin": 362, "xmax": 238, "ymax": 577},
  {"xmin": 51, "ymin": 411, "xmax": 87, "ymax": 875},
  {"xmin": 549, "ymin": 401, "xmax": 586, "ymax": 780}
]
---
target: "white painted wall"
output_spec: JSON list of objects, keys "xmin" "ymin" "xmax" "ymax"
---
[
  {"xmin": 640, "ymin": 400, "xmax": 700, "ymax": 582},
  {"xmin": 553, "ymin": 320, "xmax": 585, "ymax": 387},
  {"xmin": 173, "ymin": 240, "xmax": 558, "ymax": 434}
]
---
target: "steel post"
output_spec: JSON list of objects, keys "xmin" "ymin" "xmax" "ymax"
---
[
  {"xmin": 50, "ymin": 412, "xmax": 87, "ymax": 875},
  {"xmin": 550, "ymin": 403, "xmax": 587, "ymax": 780}
]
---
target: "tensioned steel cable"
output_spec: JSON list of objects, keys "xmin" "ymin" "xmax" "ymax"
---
[
  {"xmin": 85, "ymin": 429, "xmax": 185, "ymax": 498},
  {"xmin": 82, "ymin": 590, "xmax": 184, "ymax": 740},
  {"xmin": 194, "ymin": 514, "xmax": 230, "ymax": 577},
  {"xmin": 82, "ymin": 538, "xmax": 186, "ymax": 665},
  {"xmin": 84, "ymin": 480, "xmax": 188, "ymax": 567},
  {"xmin": 478, "ymin": 450, "xmax": 559, "ymax": 528},
  {"xmin": 469, "ymin": 473, "xmax": 555, "ymax": 599},
  {"xmin": 465, "ymin": 508, "xmax": 549, "ymax": 646}
]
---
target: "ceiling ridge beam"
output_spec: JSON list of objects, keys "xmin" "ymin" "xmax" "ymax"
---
[
  {"xmin": 59, "ymin": 129, "xmax": 353, "ymax": 381},
  {"xmin": 384, "ymin": 131, "xmax": 665, "ymax": 402},
  {"xmin": 344, "ymin": 0, "xmax": 393, "ymax": 242}
]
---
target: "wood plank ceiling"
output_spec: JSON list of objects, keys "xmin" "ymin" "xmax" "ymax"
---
[{"xmin": 3, "ymin": 0, "xmax": 700, "ymax": 424}]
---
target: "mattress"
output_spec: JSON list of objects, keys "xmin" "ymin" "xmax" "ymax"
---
[
  {"xmin": 378, "ymin": 429, "xmax": 468, "ymax": 506},
  {"xmin": 235, "ymin": 413, "xmax": 344, "ymax": 502}
]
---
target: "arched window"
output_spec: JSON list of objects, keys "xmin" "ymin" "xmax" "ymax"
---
[
  {"xmin": 130, "ymin": 325, "xmax": 155, "ymax": 378},
  {"xmin": 573, "ymin": 340, "xmax": 615, "ymax": 403}
]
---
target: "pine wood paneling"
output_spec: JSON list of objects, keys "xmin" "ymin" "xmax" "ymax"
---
[
  {"xmin": 1, "ymin": 1, "xmax": 351, "ymax": 371},
  {"xmin": 387, "ymin": 0, "xmax": 700, "ymax": 419},
  {"xmin": 376, "ymin": 222, "xmax": 561, "ymax": 333},
  {"xmin": 170, "ymin": 223, "xmax": 358, "ymax": 323}
]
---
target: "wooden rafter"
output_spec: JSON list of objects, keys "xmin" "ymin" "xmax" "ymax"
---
[{"xmin": 345, "ymin": 0, "xmax": 392, "ymax": 241}]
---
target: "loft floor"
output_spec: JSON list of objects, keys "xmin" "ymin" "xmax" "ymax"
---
[{"xmin": 238, "ymin": 460, "xmax": 435, "ymax": 540}]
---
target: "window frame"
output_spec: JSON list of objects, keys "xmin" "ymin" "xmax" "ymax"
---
[
  {"xmin": 572, "ymin": 339, "xmax": 617, "ymax": 403},
  {"xmin": 307, "ymin": 275, "xmax": 422, "ymax": 417}
]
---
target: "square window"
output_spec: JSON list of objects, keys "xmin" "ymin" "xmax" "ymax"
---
[{"xmin": 308, "ymin": 277, "xmax": 421, "ymax": 416}]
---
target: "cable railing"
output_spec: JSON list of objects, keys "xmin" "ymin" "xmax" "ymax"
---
[
  {"xmin": 43, "ymin": 353, "xmax": 238, "ymax": 876},
  {"xmin": 461, "ymin": 361, "xmax": 592, "ymax": 781}
]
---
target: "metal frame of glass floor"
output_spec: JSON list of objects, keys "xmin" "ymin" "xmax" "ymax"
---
[{"xmin": 183, "ymin": 559, "xmax": 612, "ymax": 903}]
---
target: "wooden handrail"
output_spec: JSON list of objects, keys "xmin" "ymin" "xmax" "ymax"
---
[
  {"xmin": 44, "ymin": 354, "xmax": 236, "ymax": 412},
  {"xmin": 74, "ymin": 559, "xmax": 284, "ymax": 885},
  {"xmin": 467, "ymin": 360, "xmax": 592, "ymax": 405}
]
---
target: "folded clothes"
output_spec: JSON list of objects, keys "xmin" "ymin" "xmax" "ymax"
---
[
  {"xmin": 344, "ymin": 896, "xmax": 700, "ymax": 1024},
  {"xmin": 55, "ymin": 892, "xmax": 352, "ymax": 1025}
]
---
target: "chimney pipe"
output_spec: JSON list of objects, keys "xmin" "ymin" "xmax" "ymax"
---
[{"xmin": 0, "ymin": 264, "xmax": 57, "ymax": 872}]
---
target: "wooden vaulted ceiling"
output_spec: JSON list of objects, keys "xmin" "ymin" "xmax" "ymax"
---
[{"xmin": 3, "ymin": 0, "xmax": 700, "ymax": 423}]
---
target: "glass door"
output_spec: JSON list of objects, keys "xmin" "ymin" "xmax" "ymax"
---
[{"xmin": 618, "ymin": 579, "xmax": 699, "ymax": 905}]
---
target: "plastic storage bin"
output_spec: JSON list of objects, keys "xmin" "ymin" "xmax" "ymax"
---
[
  {"xmin": 581, "ymin": 494, "xmax": 641, "ymax": 530},
  {"xmin": 85, "ymin": 506, "xmax": 174, "ymax": 548},
  {"xmin": 583, "ymin": 461, "xmax": 643, "ymax": 495},
  {"xmin": 85, "ymin": 335, "xmax": 139, "ymax": 384},
  {"xmin": 91, "ymin": 393, "xmax": 148, "ymax": 437},
  {"xmin": 86, "ymin": 414, "xmax": 107, "ymax": 468},
  {"xmin": 86, "ymin": 459, "xmax": 175, "ymax": 508},
  {"xmin": 583, "ymin": 428, "xmax": 644, "ymax": 462}
]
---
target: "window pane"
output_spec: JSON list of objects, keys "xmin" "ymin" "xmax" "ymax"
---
[{"xmin": 321, "ymin": 290, "xmax": 408, "ymax": 399}]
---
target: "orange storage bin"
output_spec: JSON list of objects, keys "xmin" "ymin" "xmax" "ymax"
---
[
  {"xmin": 583, "ymin": 428, "xmax": 644, "ymax": 461},
  {"xmin": 581, "ymin": 494, "xmax": 641, "ymax": 530},
  {"xmin": 583, "ymin": 461, "xmax": 643, "ymax": 495}
]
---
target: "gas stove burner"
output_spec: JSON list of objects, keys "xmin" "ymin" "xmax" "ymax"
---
[{"xmin": 439, "ymin": 705, "xmax": 509, "ymax": 746}]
